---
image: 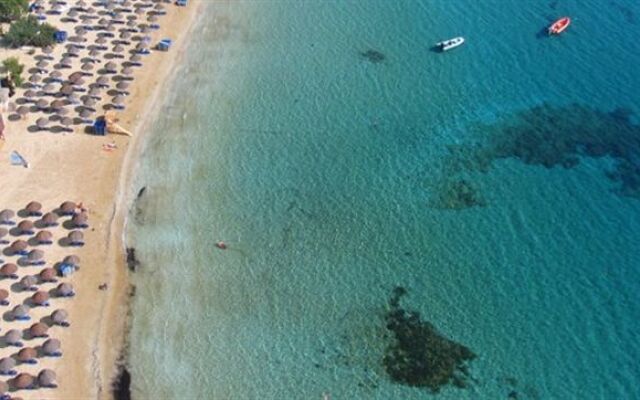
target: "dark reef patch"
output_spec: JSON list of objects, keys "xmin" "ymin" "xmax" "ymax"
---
[
  {"xmin": 113, "ymin": 367, "xmax": 131, "ymax": 400},
  {"xmin": 360, "ymin": 49, "xmax": 386, "ymax": 63},
  {"xmin": 126, "ymin": 247, "xmax": 140, "ymax": 272},
  {"xmin": 430, "ymin": 179, "xmax": 486, "ymax": 210},
  {"xmin": 383, "ymin": 286, "xmax": 476, "ymax": 392},
  {"xmin": 443, "ymin": 103, "xmax": 640, "ymax": 199}
]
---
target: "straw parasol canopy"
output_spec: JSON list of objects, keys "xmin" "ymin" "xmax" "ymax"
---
[
  {"xmin": 112, "ymin": 44, "xmax": 125, "ymax": 54},
  {"xmin": 29, "ymin": 74, "xmax": 41, "ymax": 84},
  {"xmin": 112, "ymin": 95, "xmax": 125, "ymax": 106},
  {"xmin": 4, "ymin": 329, "xmax": 22, "ymax": 346},
  {"xmin": 32, "ymin": 291, "xmax": 49, "ymax": 305},
  {"xmin": 60, "ymin": 57, "xmax": 73, "ymax": 67},
  {"xmin": 36, "ymin": 60, "xmax": 49, "ymax": 71},
  {"xmin": 96, "ymin": 76, "xmax": 109, "ymax": 86},
  {"xmin": 38, "ymin": 369, "xmax": 57, "ymax": 387},
  {"xmin": 29, "ymin": 322, "xmax": 48, "ymax": 337},
  {"xmin": 40, "ymin": 268, "xmax": 57, "ymax": 282},
  {"xmin": 0, "ymin": 227, "xmax": 7, "ymax": 240},
  {"xmin": 23, "ymin": 89, "xmax": 36, "ymax": 99},
  {"xmin": 79, "ymin": 109, "xmax": 94, "ymax": 120},
  {"xmin": 26, "ymin": 249, "xmax": 45, "ymax": 263},
  {"xmin": 50, "ymin": 70, "xmax": 62, "ymax": 80},
  {"xmin": 50, "ymin": 99, "xmax": 65, "ymax": 110},
  {"xmin": 0, "ymin": 209, "xmax": 15, "ymax": 224},
  {"xmin": 0, "ymin": 357, "xmax": 16, "ymax": 374},
  {"xmin": 121, "ymin": 30, "xmax": 132, "ymax": 39},
  {"xmin": 121, "ymin": 67, "xmax": 134, "ymax": 78},
  {"xmin": 105, "ymin": 61, "xmax": 118, "ymax": 72},
  {"xmin": 9, "ymin": 240, "xmax": 28, "ymax": 253},
  {"xmin": 43, "ymin": 83, "xmax": 57, "ymax": 94},
  {"xmin": 60, "ymin": 84, "xmax": 74, "ymax": 96},
  {"xmin": 51, "ymin": 310, "xmax": 68, "ymax": 325},
  {"xmin": 59, "ymin": 201, "xmax": 76, "ymax": 214},
  {"xmin": 63, "ymin": 255, "xmax": 80, "ymax": 266},
  {"xmin": 68, "ymin": 230, "xmax": 84, "ymax": 244},
  {"xmin": 0, "ymin": 263, "xmax": 17, "ymax": 277},
  {"xmin": 41, "ymin": 212, "xmax": 58, "ymax": 227},
  {"xmin": 25, "ymin": 201, "xmax": 42, "ymax": 215},
  {"xmin": 13, "ymin": 373, "xmax": 36, "ymax": 391},
  {"xmin": 12, "ymin": 305, "xmax": 28, "ymax": 319},
  {"xmin": 57, "ymin": 108, "xmax": 71, "ymax": 118},
  {"xmin": 147, "ymin": 14, "xmax": 158, "ymax": 22},
  {"xmin": 16, "ymin": 105, "xmax": 30, "ymax": 117},
  {"xmin": 82, "ymin": 62, "xmax": 95, "ymax": 73},
  {"xmin": 57, "ymin": 282, "xmax": 74, "ymax": 296},
  {"xmin": 36, "ymin": 99, "xmax": 48, "ymax": 109},
  {"xmin": 0, "ymin": 288, "xmax": 8, "ymax": 302},
  {"xmin": 34, "ymin": 230, "xmax": 53, "ymax": 245},
  {"xmin": 17, "ymin": 220, "xmax": 34, "ymax": 234},
  {"xmin": 96, "ymin": 36, "xmax": 108, "ymax": 45},
  {"xmin": 61, "ymin": 116, "xmax": 74, "ymax": 130},
  {"xmin": 20, "ymin": 275, "xmax": 37, "ymax": 290},
  {"xmin": 89, "ymin": 87, "xmax": 102, "ymax": 98},
  {"xmin": 116, "ymin": 81, "xmax": 130, "ymax": 93},
  {"xmin": 0, "ymin": 263, "xmax": 17, "ymax": 278},
  {"xmin": 69, "ymin": 71, "xmax": 84, "ymax": 83},
  {"xmin": 16, "ymin": 349, "xmax": 36, "ymax": 364},
  {"xmin": 71, "ymin": 212, "xmax": 89, "ymax": 227},
  {"xmin": 42, "ymin": 45, "xmax": 54, "ymax": 58},
  {"xmin": 42, "ymin": 338, "xmax": 62, "ymax": 355},
  {"xmin": 83, "ymin": 97, "xmax": 96, "ymax": 108}
]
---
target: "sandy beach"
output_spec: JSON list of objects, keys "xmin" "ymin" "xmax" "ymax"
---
[{"xmin": 0, "ymin": 1, "xmax": 204, "ymax": 398}]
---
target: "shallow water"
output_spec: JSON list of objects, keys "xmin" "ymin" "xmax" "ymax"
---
[{"xmin": 128, "ymin": 1, "xmax": 640, "ymax": 398}]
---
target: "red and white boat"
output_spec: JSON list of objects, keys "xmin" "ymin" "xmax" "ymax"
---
[{"xmin": 548, "ymin": 17, "xmax": 571, "ymax": 35}]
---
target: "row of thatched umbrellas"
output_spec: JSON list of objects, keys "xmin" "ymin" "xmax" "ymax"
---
[
  {"xmin": 17, "ymin": 0, "xmax": 172, "ymax": 131},
  {"xmin": 0, "ymin": 201, "xmax": 86, "ymax": 393}
]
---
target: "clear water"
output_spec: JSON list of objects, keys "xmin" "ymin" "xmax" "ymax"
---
[{"xmin": 127, "ymin": 0, "xmax": 640, "ymax": 398}]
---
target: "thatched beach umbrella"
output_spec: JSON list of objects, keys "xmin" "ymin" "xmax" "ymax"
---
[
  {"xmin": 56, "ymin": 107, "xmax": 71, "ymax": 118},
  {"xmin": 25, "ymin": 201, "xmax": 43, "ymax": 216},
  {"xmin": 56, "ymin": 282, "xmax": 74, "ymax": 297},
  {"xmin": 112, "ymin": 95, "xmax": 125, "ymax": 109},
  {"xmin": 96, "ymin": 76, "xmax": 109, "ymax": 87},
  {"xmin": 23, "ymin": 249, "xmax": 44, "ymax": 266},
  {"xmin": 115, "ymin": 81, "xmax": 130, "ymax": 94},
  {"xmin": 35, "ymin": 99, "xmax": 49, "ymax": 111},
  {"xmin": 29, "ymin": 74, "xmax": 42, "ymax": 86},
  {"xmin": 42, "ymin": 45, "xmax": 54, "ymax": 59},
  {"xmin": 89, "ymin": 87, "xmax": 102, "ymax": 99},
  {"xmin": 11, "ymin": 305, "xmax": 29, "ymax": 320},
  {"xmin": 0, "ymin": 263, "xmax": 18, "ymax": 279},
  {"xmin": 39, "ymin": 268, "xmax": 57, "ymax": 283},
  {"xmin": 0, "ymin": 381, "xmax": 7, "ymax": 396},
  {"xmin": 0, "ymin": 288, "xmax": 8, "ymax": 305},
  {"xmin": 34, "ymin": 230, "xmax": 53, "ymax": 245},
  {"xmin": 64, "ymin": 255, "xmax": 80, "ymax": 266},
  {"xmin": 36, "ymin": 59, "xmax": 49, "ymax": 70},
  {"xmin": 42, "ymin": 338, "xmax": 62, "ymax": 356},
  {"xmin": 79, "ymin": 109, "xmax": 94, "ymax": 122},
  {"xmin": 68, "ymin": 230, "xmax": 85, "ymax": 246},
  {"xmin": 17, "ymin": 220, "xmax": 34, "ymax": 235},
  {"xmin": 16, "ymin": 105, "xmax": 30, "ymax": 119},
  {"xmin": 89, "ymin": 49, "xmax": 101, "ymax": 60},
  {"xmin": 83, "ymin": 97, "xmax": 96, "ymax": 109},
  {"xmin": 147, "ymin": 14, "xmax": 158, "ymax": 23},
  {"xmin": 121, "ymin": 30, "xmax": 132, "ymax": 40},
  {"xmin": 60, "ymin": 84, "xmax": 74, "ymax": 96},
  {"xmin": 0, "ymin": 357, "xmax": 16, "ymax": 375},
  {"xmin": 50, "ymin": 70, "xmax": 63, "ymax": 80},
  {"xmin": 61, "ymin": 116, "xmax": 74, "ymax": 130},
  {"xmin": 15, "ymin": 350, "xmax": 36, "ymax": 365},
  {"xmin": 23, "ymin": 89, "xmax": 37, "ymax": 100},
  {"xmin": 29, "ymin": 322, "xmax": 49, "ymax": 338},
  {"xmin": 43, "ymin": 83, "xmax": 57, "ymax": 95},
  {"xmin": 0, "ymin": 227, "xmax": 8, "ymax": 243},
  {"xmin": 96, "ymin": 37, "xmax": 108, "ymax": 46},
  {"xmin": 0, "ymin": 209, "xmax": 15, "ymax": 224},
  {"xmin": 9, "ymin": 240, "xmax": 28, "ymax": 254},
  {"xmin": 121, "ymin": 67, "xmax": 134, "ymax": 79},
  {"xmin": 4, "ymin": 329, "xmax": 23, "ymax": 346},
  {"xmin": 40, "ymin": 212, "xmax": 58, "ymax": 227},
  {"xmin": 105, "ymin": 61, "xmax": 118, "ymax": 73},
  {"xmin": 71, "ymin": 212, "xmax": 89, "ymax": 228},
  {"xmin": 82, "ymin": 62, "xmax": 95, "ymax": 74},
  {"xmin": 31, "ymin": 291, "xmax": 49, "ymax": 306},
  {"xmin": 20, "ymin": 275, "xmax": 38, "ymax": 291},
  {"xmin": 51, "ymin": 310, "xmax": 69, "ymax": 326},
  {"xmin": 59, "ymin": 201, "xmax": 76, "ymax": 215},
  {"xmin": 113, "ymin": 44, "xmax": 125, "ymax": 54},
  {"xmin": 38, "ymin": 369, "xmax": 57, "ymax": 388},
  {"xmin": 50, "ymin": 99, "xmax": 65, "ymax": 111},
  {"xmin": 60, "ymin": 57, "xmax": 73, "ymax": 68},
  {"xmin": 69, "ymin": 71, "xmax": 84, "ymax": 84}
]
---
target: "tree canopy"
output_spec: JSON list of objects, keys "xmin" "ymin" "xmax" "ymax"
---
[
  {"xmin": 3, "ymin": 15, "xmax": 57, "ymax": 48},
  {"xmin": 0, "ymin": 0, "xmax": 29, "ymax": 22},
  {"xmin": 2, "ymin": 57, "xmax": 25, "ymax": 86}
]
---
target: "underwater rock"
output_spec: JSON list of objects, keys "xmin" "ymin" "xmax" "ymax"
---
[
  {"xmin": 446, "ymin": 103, "xmax": 640, "ymax": 199},
  {"xmin": 383, "ymin": 286, "xmax": 476, "ymax": 392},
  {"xmin": 431, "ymin": 179, "xmax": 486, "ymax": 210},
  {"xmin": 360, "ymin": 49, "xmax": 386, "ymax": 63}
]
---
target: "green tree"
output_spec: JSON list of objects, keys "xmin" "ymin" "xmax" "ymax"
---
[
  {"xmin": 2, "ymin": 57, "xmax": 25, "ymax": 86},
  {"xmin": 3, "ymin": 15, "xmax": 57, "ymax": 48},
  {"xmin": 0, "ymin": 0, "xmax": 29, "ymax": 22}
]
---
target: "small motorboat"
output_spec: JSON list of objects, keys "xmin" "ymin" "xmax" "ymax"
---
[
  {"xmin": 215, "ymin": 241, "xmax": 227, "ymax": 250},
  {"xmin": 548, "ymin": 17, "xmax": 571, "ymax": 35},
  {"xmin": 435, "ymin": 37, "xmax": 465, "ymax": 52}
]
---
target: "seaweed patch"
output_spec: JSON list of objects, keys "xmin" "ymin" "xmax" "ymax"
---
[
  {"xmin": 430, "ymin": 179, "xmax": 486, "ymax": 210},
  {"xmin": 360, "ymin": 49, "xmax": 386, "ymax": 64},
  {"xmin": 444, "ymin": 103, "xmax": 640, "ymax": 199},
  {"xmin": 383, "ymin": 286, "xmax": 476, "ymax": 392}
]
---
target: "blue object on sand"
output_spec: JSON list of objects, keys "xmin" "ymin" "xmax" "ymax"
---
[
  {"xmin": 157, "ymin": 39, "xmax": 172, "ymax": 51},
  {"xmin": 176, "ymin": 0, "xmax": 188, "ymax": 6},
  {"xmin": 93, "ymin": 118, "xmax": 106, "ymax": 135},
  {"xmin": 59, "ymin": 263, "xmax": 74, "ymax": 277},
  {"xmin": 54, "ymin": 31, "xmax": 67, "ymax": 43}
]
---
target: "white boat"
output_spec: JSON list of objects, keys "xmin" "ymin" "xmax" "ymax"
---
[{"xmin": 436, "ymin": 37, "xmax": 465, "ymax": 52}]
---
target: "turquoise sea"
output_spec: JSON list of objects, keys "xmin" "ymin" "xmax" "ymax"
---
[{"xmin": 126, "ymin": 0, "xmax": 640, "ymax": 398}]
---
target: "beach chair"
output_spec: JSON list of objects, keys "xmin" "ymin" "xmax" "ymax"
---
[{"xmin": 54, "ymin": 31, "xmax": 68, "ymax": 43}]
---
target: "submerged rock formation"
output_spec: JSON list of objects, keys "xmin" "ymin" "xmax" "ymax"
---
[{"xmin": 383, "ymin": 286, "xmax": 476, "ymax": 392}]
